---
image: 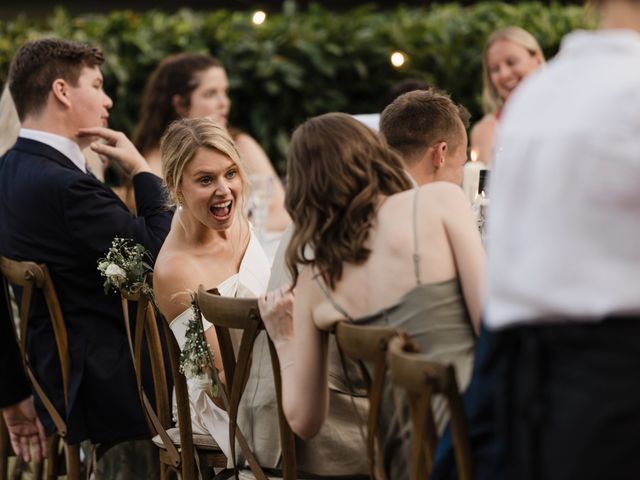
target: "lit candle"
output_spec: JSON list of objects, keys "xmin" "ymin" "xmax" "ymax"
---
[{"xmin": 462, "ymin": 148, "xmax": 487, "ymax": 205}]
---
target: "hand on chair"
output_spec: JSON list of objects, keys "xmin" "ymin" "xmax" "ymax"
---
[
  {"xmin": 3, "ymin": 395, "xmax": 47, "ymax": 463},
  {"xmin": 259, "ymin": 285, "xmax": 294, "ymax": 348}
]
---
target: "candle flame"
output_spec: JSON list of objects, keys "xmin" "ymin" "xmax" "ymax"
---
[{"xmin": 470, "ymin": 148, "xmax": 478, "ymax": 162}]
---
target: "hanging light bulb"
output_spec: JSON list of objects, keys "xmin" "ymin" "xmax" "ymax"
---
[
  {"xmin": 252, "ymin": 10, "xmax": 267, "ymax": 25},
  {"xmin": 390, "ymin": 51, "xmax": 407, "ymax": 68}
]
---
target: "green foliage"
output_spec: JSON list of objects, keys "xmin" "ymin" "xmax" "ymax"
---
[{"xmin": 0, "ymin": 3, "xmax": 594, "ymax": 173}]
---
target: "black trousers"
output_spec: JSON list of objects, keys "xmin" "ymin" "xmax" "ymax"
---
[{"xmin": 497, "ymin": 316, "xmax": 640, "ymax": 480}]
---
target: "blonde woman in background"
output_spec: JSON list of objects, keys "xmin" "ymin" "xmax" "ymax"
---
[{"xmin": 470, "ymin": 27, "xmax": 545, "ymax": 167}]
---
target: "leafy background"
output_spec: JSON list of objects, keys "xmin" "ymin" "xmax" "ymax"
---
[{"xmin": 0, "ymin": 2, "xmax": 594, "ymax": 173}]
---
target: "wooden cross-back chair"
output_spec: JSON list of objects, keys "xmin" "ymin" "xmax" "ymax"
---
[
  {"xmin": 333, "ymin": 322, "xmax": 398, "ymax": 480},
  {"xmin": 196, "ymin": 286, "xmax": 295, "ymax": 480},
  {"xmin": 197, "ymin": 287, "xmax": 374, "ymax": 480},
  {"xmin": 387, "ymin": 335, "xmax": 473, "ymax": 480},
  {"xmin": 119, "ymin": 289, "xmax": 230, "ymax": 480},
  {"xmin": 0, "ymin": 256, "xmax": 81, "ymax": 480}
]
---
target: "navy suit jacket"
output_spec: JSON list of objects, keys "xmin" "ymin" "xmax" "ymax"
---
[
  {"xmin": 0, "ymin": 277, "xmax": 31, "ymax": 408},
  {"xmin": 0, "ymin": 137, "xmax": 172, "ymax": 443}
]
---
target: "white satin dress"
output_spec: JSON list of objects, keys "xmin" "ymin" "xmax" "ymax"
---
[{"xmin": 169, "ymin": 231, "xmax": 271, "ymax": 458}]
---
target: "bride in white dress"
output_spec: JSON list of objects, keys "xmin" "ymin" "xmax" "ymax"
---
[{"xmin": 152, "ymin": 118, "xmax": 270, "ymax": 458}]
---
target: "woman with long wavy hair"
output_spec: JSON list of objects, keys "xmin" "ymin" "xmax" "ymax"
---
[
  {"xmin": 133, "ymin": 52, "xmax": 289, "ymax": 233},
  {"xmin": 260, "ymin": 112, "xmax": 484, "ymax": 479}
]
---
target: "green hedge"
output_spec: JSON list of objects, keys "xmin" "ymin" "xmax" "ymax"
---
[{"xmin": 0, "ymin": 2, "xmax": 594, "ymax": 172}]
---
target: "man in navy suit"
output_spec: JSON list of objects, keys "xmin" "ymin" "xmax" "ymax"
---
[{"xmin": 0, "ymin": 38, "xmax": 172, "ymax": 446}]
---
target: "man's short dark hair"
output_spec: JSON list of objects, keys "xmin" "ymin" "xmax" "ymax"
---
[
  {"xmin": 380, "ymin": 89, "xmax": 470, "ymax": 166},
  {"xmin": 8, "ymin": 38, "xmax": 104, "ymax": 121}
]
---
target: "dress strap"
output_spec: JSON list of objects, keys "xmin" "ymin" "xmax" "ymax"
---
[
  {"xmin": 313, "ymin": 273, "xmax": 354, "ymax": 321},
  {"xmin": 412, "ymin": 187, "xmax": 422, "ymax": 285}
]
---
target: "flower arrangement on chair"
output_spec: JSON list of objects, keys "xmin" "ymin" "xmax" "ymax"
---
[
  {"xmin": 97, "ymin": 237, "xmax": 153, "ymax": 296},
  {"xmin": 97, "ymin": 236, "xmax": 219, "ymax": 397}
]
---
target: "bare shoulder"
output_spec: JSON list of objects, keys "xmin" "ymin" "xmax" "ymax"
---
[
  {"xmin": 143, "ymin": 147, "xmax": 163, "ymax": 178},
  {"xmin": 234, "ymin": 132, "xmax": 258, "ymax": 150},
  {"xmin": 235, "ymin": 132, "xmax": 275, "ymax": 174},
  {"xmin": 153, "ymin": 249, "xmax": 200, "ymax": 318},
  {"xmin": 235, "ymin": 132, "xmax": 265, "ymax": 159},
  {"xmin": 471, "ymin": 114, "xmax": 497, "ymax": 142},
  {"xmin": 419, "ymin": 182, "xmax": 470, "ymax": 212},
  {"xmin": 154, "ymin": 250, "xmax": 192, "ymax": 289}
]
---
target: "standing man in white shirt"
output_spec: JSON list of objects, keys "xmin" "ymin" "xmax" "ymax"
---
[{"xmin": 486, "ymin": 0, "xmax": 640, "ymax": 478}]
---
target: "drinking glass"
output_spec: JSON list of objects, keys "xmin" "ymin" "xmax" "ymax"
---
[{"xmin": 248, "ymin": 174, "xmax": 274, "ymax": 241}]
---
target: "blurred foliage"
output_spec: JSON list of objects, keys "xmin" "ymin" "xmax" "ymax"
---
[{"xmin": 0, "ymin": 2, "xmax": 594, "ymax": 173}]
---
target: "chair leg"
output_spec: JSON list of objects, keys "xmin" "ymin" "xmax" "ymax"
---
[
  {"xmin": 64, "ymin": 443, "xmax": 81, "ymax": 480},
  {"xmin": 46, "ymin": 435, "xmax": 61, "ymax": 480},
  {"xmin": 160, "ymin": 463, "xmax": 174, "ymax": 480}
]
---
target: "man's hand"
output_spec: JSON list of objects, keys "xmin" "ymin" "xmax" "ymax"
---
[
  {"xmin": 2, "ymin": 396, "xmax": 47, "ymax": 463},
  {"xmin": 78, "ymin": 127, "xmax": 152, "ymax": 178}
]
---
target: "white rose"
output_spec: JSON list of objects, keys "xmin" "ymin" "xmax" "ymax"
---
[{"xmin": 104, "ymin": 263, "xmax": 127, "ymax": 286}]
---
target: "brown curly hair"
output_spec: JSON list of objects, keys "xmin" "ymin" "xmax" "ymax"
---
[{"xmin": 285, "ymin": 112, "xmax": 413, "ymax": 289}]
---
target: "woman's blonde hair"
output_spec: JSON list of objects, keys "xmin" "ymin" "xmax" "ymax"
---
[
  {"xmin": 0, "ymin": 85, "xmax": 21, "ymax": 156},
  {"xmin": 285, "ymin": 112, "xmax": 413, "ymax": 289},
  {"xmin": 481, "ymin": 26, "xmax": 544, "ymax": 114},
  {"xmin": 160, "ymin": 118, "xmax": 249, "ymax": 212}
]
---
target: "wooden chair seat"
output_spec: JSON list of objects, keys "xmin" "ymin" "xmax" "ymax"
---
[{"xmin": 152, "ymin": 428, "xmax": 222, "ymax": 451}]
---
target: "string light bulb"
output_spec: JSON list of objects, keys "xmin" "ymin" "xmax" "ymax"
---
[
  {"xmin": 390, "ymin": 51, "xmax": 407, "ymax": 68},
  {"xmin": 252, "ymin": 10, "xmax": 267, "ymax": 25}
]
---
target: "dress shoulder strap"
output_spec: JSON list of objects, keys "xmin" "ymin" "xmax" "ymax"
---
[
  {"xmin": 412, "ymin": 187, "xmax": 422, "ymax": 285},
  {"xmin": 312, "ymin": 272, "xmax": 354, "ymax": 322}
]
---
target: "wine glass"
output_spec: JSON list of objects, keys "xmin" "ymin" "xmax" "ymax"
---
[{"xmin": 247, "ymin": 174, "xmax": 274, "ymax": 242}]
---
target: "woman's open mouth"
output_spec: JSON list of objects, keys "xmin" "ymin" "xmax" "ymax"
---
[{"xmin": 210, "ymin": 200, "xmax": 233, "ymax": 221}]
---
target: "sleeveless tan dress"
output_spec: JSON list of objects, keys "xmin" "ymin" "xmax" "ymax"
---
[
  {"xmin": 315, "ymin": 188, "xmax": 476, "ymax": 479},
  {"xmin": 235, "ymin": 225, "xmax": 369, "ymax": 476}
]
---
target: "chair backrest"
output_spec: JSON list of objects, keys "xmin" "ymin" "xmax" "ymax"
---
[
  {"xmin": 333, "ymin": 322, "xmax": 396, "ymax": 479},
  {"xmin": 0, "ymin": 256, "xmax": 81, "ymax": 479},
  {"xmin": 119, "ymin": 289, "xmax": 199, "ymax": 478},
  {"xmin": 0, "ymin": 257, "xmax": 70, "ymax": 436},
  {"xmin": 387, "ymin": 335, "xmax": 473, "ymax": 480},
  {"xmin": 196, "ymin": 286, "xmax": 295, "ymax": 480}
]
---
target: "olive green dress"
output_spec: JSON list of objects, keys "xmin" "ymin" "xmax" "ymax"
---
[{"xmin": 315, "ymin": 188, "xmax": 476, "ymax": 479}]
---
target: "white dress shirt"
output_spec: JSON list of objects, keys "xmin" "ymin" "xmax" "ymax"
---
[
  {"xmin": 19, "ymin": 128, "xmax": 87, "ymax": 173},
  {"xmin": 485, "ymin": 29, "xmax": 640, "ymax": 329}
]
